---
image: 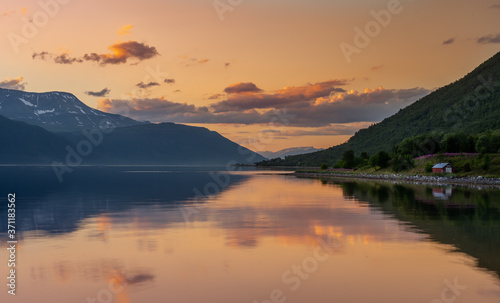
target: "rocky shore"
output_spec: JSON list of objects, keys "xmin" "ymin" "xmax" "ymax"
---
[{"xmin": 293, "ymin": 172, "xmax": 500, "ymax": 188}]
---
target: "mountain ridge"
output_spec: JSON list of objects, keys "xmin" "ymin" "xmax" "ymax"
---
[
  {"xmin": 257, "ymin": 51, "xmax": 500, "ymax": 166},
  {"xmin": 0, "ymin": 88, "xmax": 266, "ymax": 165},
  {"xmin": 0, "ymin": 88, "xmax": 147, "ymax": 132}
]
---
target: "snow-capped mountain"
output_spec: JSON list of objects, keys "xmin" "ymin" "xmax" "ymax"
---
[{"xmin": 0, "ymin": 88, "xmax": 147, "ymax": 131}]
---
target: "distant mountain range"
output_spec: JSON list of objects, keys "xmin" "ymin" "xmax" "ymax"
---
[
  {"xmin": 0, "ymin": 88, "xmax": 265, "ymax": 165},
  {"xmin": 258, "ymin": 51, "xmax": 500, "ymax": 166},
  {"xmin": 258, "ymin": 147, "xmax": 324, "ymax": 159}
]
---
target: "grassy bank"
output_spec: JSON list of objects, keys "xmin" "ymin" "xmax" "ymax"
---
[{"xmin": 297, "ymin": 153, "xmax": 500, "ymax": 178}]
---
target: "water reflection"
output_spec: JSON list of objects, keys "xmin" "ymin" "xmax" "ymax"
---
[
  {"xmin": 316, "ymin": 178, "xmax": 500, "ymax": 279},
  {"xmin": 431, "ymin": 187, "xmax": 454, "ymax": 200},
  {"xmin": 0, "ymin": 166, "xmax": 250, "ymax": 237},
  {"xmin": 1, "ymin": 168, "xmax": 499, "ymax": 303}
]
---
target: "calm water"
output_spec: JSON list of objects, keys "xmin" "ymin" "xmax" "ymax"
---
[{"xmin": 1, "ymin": 166, "xmax": 500, "ymax": 303}]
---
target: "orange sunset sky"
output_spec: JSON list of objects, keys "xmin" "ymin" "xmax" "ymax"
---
[{"xmin": 1, "ymin": 0, "xmax": 499, "ymax": 152}]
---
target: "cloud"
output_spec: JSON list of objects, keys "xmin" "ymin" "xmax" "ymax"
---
[
  {"xmin": 371, "ymin": 65, "xmax": 384, "ymax": 71},
  {"xmin": 32, "ymin": 51, "xmax": 50, "ymax": 60},
  {"xmin": 0, "ymin": 77, "xmax": 27, "ymax": 90},
  {"xmin": 136, "ymin": 81, "xmax": 159, "ymax": 89},
  {"xmin": 224, "ymin": 82, "xmax": 263, "ymax": 94},
  {"xmin": 117, "ymin": 24, "xmax": 133, "ymax": 36},
  {"xmin": 477, "ymin": 34, "xmax": 500, "ymax": 44},
  {"xmin": 442, "ymin": 38, "xmax": 455, "ymax": 45},
  {"xmin": 97, "ymin": 97, "xmax": 268, "ymax": 124},
  {"xmin": 180, "ymin": 55, "xmax": 209, "ymax": 67},
  {"xmin": 97, "ymin": 80, "xmax": 430, "ymax": 127},
  {"xmin": 164, "ymin": 79, "xmax": 175, "ymax": 84},
  {"xmin": 54, "ymin": 53, "xmax": 83, "ymax": 64},
  {"xmin": 266, "ymin": 123, "xmax": 374, "ymax": 137},
  {"xmin": 214, "ymin": 80, "xmax": 348, "ymax": 112},
  {"xmin": 97, "ymin": 97, "xmax": 210, "ymax": 122},
  {"xmin": 208, "ymin": 93, "xmax": 224, "ymax": 100},
  {"xmin": 83, "ymin": 41, "xmax": 159, "ymax": 65},
  {"xmin": 490, "ymin": 4, "xmax": 500, "ymax": 9},
  {"xmin": 1, "ymin": 7, "xmax": 27, "ymax": 17},
  {"xmin": 33, "ymin": 41, "xmax": 159, "ymax": 66},
  {"xmin": 125, "ymin": 273, "xmax": 154, "ymax": 285},
  {"xmin": 1, "ymin": 10, "xmax": 15, "ymax": 16},
  {"xmin": 85, "ymin": 88, "xmax": 110, "ymax": 97},
  {"xmin": 225, "ymin": 62, "xmax": 231, "ymax": 68}
]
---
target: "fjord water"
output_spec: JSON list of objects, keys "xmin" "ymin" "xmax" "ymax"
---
[{"xmin": 1, "ymin": 167, "xmax": 500, "ymax": 303}]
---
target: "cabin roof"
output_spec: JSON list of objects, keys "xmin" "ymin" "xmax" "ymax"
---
[{"xmin": 433, "ymin": 163, "xmax": 454, "ymax": 169}]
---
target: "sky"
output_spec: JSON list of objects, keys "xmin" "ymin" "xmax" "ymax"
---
[{"xmin": 0, "ymin": 0, "xmax": 499, "ymax": 152}]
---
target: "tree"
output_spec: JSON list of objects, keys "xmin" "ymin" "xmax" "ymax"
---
[
  {"xmin": 441, "ymin": 133, "xmax": 469, "ymax": 153},
  {"xmin": 376, "ymin": 151, "xmax": 391, "ymax": 168},
  {"xmin": 476, "ymin": 134, "xmax": 491, "ymax": 154},
  {"xmin": 392, "ymin": 155, "xmax": 415, "ymax": 172},
  {"xmin": 481, "ymin": 154, "xmax": 491, "ymax": 170},
  {"xmin": 360, "ymin": 152, "xmax": 369, "ymax": 160},
  {"xmin": 320, "ymin": 163, "xmax": 328, "ymax": 170},
  {"xmin": 369, "ymin": 151, "xmax": 391, "ymax": 169},
  {"xmin": 342, "ymin": 150, "xmax": 355, "ymax": 169}
]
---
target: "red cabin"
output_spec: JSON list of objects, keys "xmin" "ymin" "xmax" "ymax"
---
[{"xmin": 432, "ymin": 163, "xmax": 456, "ymax": 174}]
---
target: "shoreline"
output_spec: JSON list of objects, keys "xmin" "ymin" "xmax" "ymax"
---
[{"xmin": 293, "ymin": 172, "xmax": 500, "ymax": 188}]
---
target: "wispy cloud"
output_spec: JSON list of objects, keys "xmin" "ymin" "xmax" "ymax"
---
[
  {"xmin": 0, "ymin": 77, "xmax": 27, "ymax": 90},
  {"xmin": 477, "ymin": 34, "xmax": 500, "ymax": 44},
  {"xmin": 1, "ymin": 10, "xmax": 14, "ymax": 17},
  {"xmin": 1, "ymin": 7, "xmax": 27, "ymax": 17},
  {"xmin": 180, "ymin": 55, "xmax": 209, "ymax": 67},
  {"xmin": 54, "ymin": 53, "xmax": 83, "ymax": 64},
  {"xmin": 33, "ymin": 41, "xmax": 159, "ymax": 66},
  {"xmin": 442, "ymin": 37, "xmax": 455, "ymax": 45},
  {"xmin": 164, "ymin": 78, "xmax": 175, "ymax": 84},
  {"xmin": 136, "ymin": 81, "xmax": 160, "ymax": 89},
  {"xmin": 85, "ymin": 88, "xmax": 110, "ymax": 97},
  {"xmin": 208, "ymin": 93, "xmax": 224, "ymax": 100},
  {"xmin": 117, "ymin": 24, "xmax": 133, "ymax": 36},
  {"xmin": 371, "ymin": 65, "xmax": 384, "ymax": 71},
  {"xmin": 267, "ymin": 123, "xmax": 374, "ymax": 136}
]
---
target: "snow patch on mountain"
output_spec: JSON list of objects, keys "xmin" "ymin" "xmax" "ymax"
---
[
  {"xmin": 19, "ymin": 98, "xmax": 35, "ymax": 107},
  {"xmin": 0, "ymin": 88, "xmax": 148, "ymax": 131},
  {"xmin": 35, "ymin": 109, "xmax": 55, "ymax": 115}
]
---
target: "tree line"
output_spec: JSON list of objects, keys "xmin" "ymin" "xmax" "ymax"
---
[{"xmin": 324, "ymin": 130, "xmax": 500, "ymax": 172}]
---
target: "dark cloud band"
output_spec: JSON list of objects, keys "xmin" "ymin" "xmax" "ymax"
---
[{"xmin": 33, "ymin": 41, "xmax": 159, "ymax": 66}]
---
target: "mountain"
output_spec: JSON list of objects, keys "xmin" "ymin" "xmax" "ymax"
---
[
  {"xmin": 258, "ymin": 51, "xmax": 500, "ymax": 166},
  {"xmin": 0, "ymin": 115, "xmax": 69, "ymax": 163},
  {"xmin": 0, "ymin": 113, "xmax": 265, "ymax": 165},
  {"xmin": 258, "ymin": 147, "xmax": 324, "ymax": 160},
  {"xmin": 61, "ymin": 123, "xmax": 267, "ymax": 165},
  {"xmin": 0, "ymin": 87, "xmax": 266, "ymax": 165},
  {"xmin": 0, "ymin": 88, "xmax": 146, "ymax": 132}
]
